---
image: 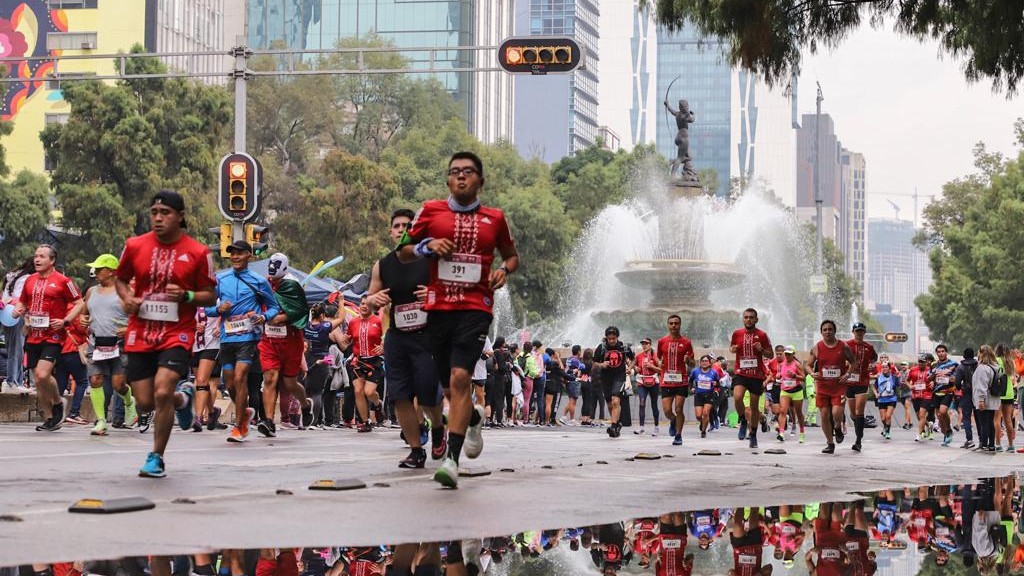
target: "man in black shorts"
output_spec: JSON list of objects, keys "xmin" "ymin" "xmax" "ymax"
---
[
  {"xmin": 368, "ymin": 208, "xmax": 445, "ymax": 468},
  {"xmin": 115, "ymin": 191, "xmax": 217, "ymax": 478},
  {"xmin": 593, "ymin": 326, "xmax": 635, "ymax": 438},
  {"xmin": 398, "ymin": 152, "xmax": 519, "ymax": 488},
  {"xmin": 729, "ymin": 308, "xmax": 773, "ymax": 449}
]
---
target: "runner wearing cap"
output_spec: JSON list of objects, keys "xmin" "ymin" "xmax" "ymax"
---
[
  {"xmin": 115, "ymin": 190, "xmax": 217, "ymax": 477},
  {"xmin": 12, "ymin": 244, "xmax": 85, "ymax": 431},
  {"xmin": 806, "ymin": 319, "xmax": 854, "ymax": 454},
  {"xmin": 657, "ymin": 314, "xmax": 695, "ymax": 444},
  {"xmin": 82, "ymin": 254, "xmax": 137, "ymax": 435},
  {"xmin": 845, "ymin": 322, "xmax": 878, "ymax": 452},
  {"xmin": 774, "ymin": 346, "xmax": 807, "ymax": 443},
  {"xmin": 688, "ymin": 355, "xmax": 720, "ymax": 440},
  {"xmin": 257, "ymin": 252, "xmax": 314, "ymax": 437},
  {"xmin": 729, "ymin": 308, "xmax": 772, "ymax": 449},
  {"xmin": 397, "ymin": 151, "xmax": 519, "ymax": 488},
  {"xmin": 207, "ymin": 239, "xmax": 280, "ymax": 443},
  {"xmin": 633, "ymin": 337, "xmax": 661, "ymax": 436}
]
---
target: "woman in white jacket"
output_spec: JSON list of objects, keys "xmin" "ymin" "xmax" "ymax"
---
[{"xmin": 972, "ymin": 345, "xmax": 1003, "ymax": 452}]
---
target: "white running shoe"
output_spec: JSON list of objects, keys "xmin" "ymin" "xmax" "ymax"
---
[{"xmin": 464, "ymin": 405, "xmax": 486, "ymax": 459}]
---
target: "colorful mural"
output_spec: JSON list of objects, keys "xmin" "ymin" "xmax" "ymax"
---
[{"xmin": 0, "ymin": 1, "xmax": 68, "ymax": 120}]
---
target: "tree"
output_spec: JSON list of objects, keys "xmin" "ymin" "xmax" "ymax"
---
[
  {"xmin": 40, "ymin": 45, "xmax": 232, "ymax": 277},
  {"xmin": 916, "ymin": 122, "xmax": 1024, "ymax": 348},
  {"xmin": 0, "ymin": 169, "xmax": 51, "ymax": 267},
  {"xmin": 640, "ymin": 0, "xmax": 1024, "ymax": 95}
]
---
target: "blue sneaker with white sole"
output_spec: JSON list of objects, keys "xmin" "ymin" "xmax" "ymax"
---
[
  {"xmin": 175, "ymin": 382, "xmax": 195, "ymax": 431},
  {"xmin": 138, "ymin": 452, "xmax": 166, "ymax": 478}
]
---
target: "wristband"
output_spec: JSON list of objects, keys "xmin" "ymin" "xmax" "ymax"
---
[
  {"xmin": 499, "ymin": 265, "xmax": 511, "ymax": 275},
  {"xmin": 185, "ymin": 290, "xmax": 195, "ymax": 303},
  {"xmin": 414, "ymin": 238, "xmax": 436, "ymax": 259}
]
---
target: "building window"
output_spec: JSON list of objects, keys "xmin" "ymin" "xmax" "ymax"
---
[
  {"xmin": 46, "ymin": 32, "xmax": 99, "ymax": 50},
  {"xmin": 47, "ymin": 0, "xmax": 98, "ymax": 8}
]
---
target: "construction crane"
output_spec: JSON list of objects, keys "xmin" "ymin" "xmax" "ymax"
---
[{"xmin": 887, "ymin": 199, "xmax": 901, "ymax": 220}]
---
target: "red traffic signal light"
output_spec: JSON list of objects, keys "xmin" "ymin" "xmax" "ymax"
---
[
  {"xmin": 498, "ymin": 36, "xmax": 583, "ymax": 75},
  {"xmin": 218, "ymin": 152, "xmax": 261, "ymax": 221}
]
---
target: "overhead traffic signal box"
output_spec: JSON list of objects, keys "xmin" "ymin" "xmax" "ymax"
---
[
  {"xmin": 884, "ymin": 332, "xmax": 909, "ymax": 343},
  {"xmin": 218, "ymin": 152, "xmax": 261, "ymax": 222},
  {"xmin": 498, "ymin": 36, "xmax": 583, "ymax": 75}
]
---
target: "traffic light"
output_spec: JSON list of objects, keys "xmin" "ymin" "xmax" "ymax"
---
[
  {"xmin": 208, "ymin": 224, "xmax": 232, "ymax": 258},
  {"xmin": 218, "ymin": 152, "xmax": 261, "ymax": 221},
  {"xmin": 884, "ymin": 332, "xmax": 909, "ymax": 343},
  {"xmin": 245, "ymin": 224, "xmax": 269, "ymax": 257},
  {"xmin": 498, "ymin": 36, "xmax": 583, "ymax": 75}
]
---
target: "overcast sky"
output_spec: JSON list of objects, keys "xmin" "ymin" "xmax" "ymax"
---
[{"xmin": 795, "ymin": 24, "xmax": 1022, "ymax": 224}]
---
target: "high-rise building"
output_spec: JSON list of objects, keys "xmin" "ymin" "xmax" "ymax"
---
[
  {"xmin": 841, "ymin": 149, "xmax": 866, "ymax": 302},
  {"xmin": 867, "ymin": 217, "xmax": 932, "ymax": 351},
  {"xmin": 655, "ymin": 26, "xmax": 732, "ymax": 196},
  {"xmin": 248, "ymin": 1, "xmax": 518, "ymax": 142},
  {"xmin": 473, "ymin": 0, "xmax": 515, "ymax": 144},
  {"xmin": 795, "ymin": 112, "xmax": 843, "ymax": 243},
  {"xmin": 155, "ymin": 0, "xmax": 246, "ymax": 85},
  {"xmin": 0, "ymin": 0, "xmax": 151, "ymax": 174},
  {"xmin": 597, "ymin": 1, "xmax": 654, "ymax": 150},
  {"xmin": 513, "ymin": 0, "xmax": 600, "ymax": 163}
]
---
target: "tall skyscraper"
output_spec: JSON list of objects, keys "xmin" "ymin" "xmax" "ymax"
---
[
  {"xmin": 513, "ymin": 0, "xmax": 600, "ymax": 163},
  {"xmin": 867, "ymin": 217, "xmax": 932, "ymax": 350},
  {"xmin": 841, "ymin": 149, "xmax": 866, "ymax": 302},
  {"xmin": 248, "ymin": 0, "xmax": 513, "ymax": 142},
  {"xmin": 795, "ymin": 112, "xmax": 843, "ymax": 243},
  {"xmin": 655, "ymin": 26, "xmax": 732, "ymax": 196},
  {"xmin": 598, "ymin": 1, "xmax": 655, "ymax": 149}
]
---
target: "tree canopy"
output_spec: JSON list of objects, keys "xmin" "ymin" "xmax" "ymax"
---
[
  {"xmin": 916, "ymin": 119, "xmax": 1024, "ymax": 348},
  {"xmin": 640, "ymin": 0, "xmax": 1024, "ymax": 95}
]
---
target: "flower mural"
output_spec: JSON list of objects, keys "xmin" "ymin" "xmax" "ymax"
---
[{"xmin": 0, "ymin": 1, "xmax": 67, "ymax": 120}]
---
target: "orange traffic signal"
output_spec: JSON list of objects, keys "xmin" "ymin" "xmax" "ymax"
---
[
  {"xmin": 884, "ymin": 332, "xmax": 908, "ymax": 343},
  {"xmin": 498, "ymin": 37, "xmax": 582, "ymax": 75}
]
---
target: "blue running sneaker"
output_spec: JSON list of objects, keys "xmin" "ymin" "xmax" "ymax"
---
[
  {"xmin": 138, "ymin": 452, "xmax": 165, "ymax": 478},
  {"xmin": 672, "ymin": 435, "xmax": 682, "ymax": 446},
  {"xmin": 175, "ymin": 382, "xmax": 195, "ymax": 431},
  {"xmin": 419, "ymin": 422, "xmax": 430, "ymax": 447},
  {"xmin": 738, "ymin": 420, "xmax": 748, "ymax": 441},
  {"xmin": 668, "ymin": 422, "xmax": 677, "ymax": 438}
]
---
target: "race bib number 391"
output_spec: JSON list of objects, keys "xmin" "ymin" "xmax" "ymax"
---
[{"xmin": 438, "ymin": 253, "xmax": 483, "ymax": 286}]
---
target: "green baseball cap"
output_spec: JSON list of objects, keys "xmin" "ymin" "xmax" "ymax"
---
[{"xmin": 86, "ymin": 254, "xmax": 119, "ymax": 270}]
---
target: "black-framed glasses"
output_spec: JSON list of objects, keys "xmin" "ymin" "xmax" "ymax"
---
[{"xmin": 447, "ymin": 167, "xmax": 478, "ymax": 177}]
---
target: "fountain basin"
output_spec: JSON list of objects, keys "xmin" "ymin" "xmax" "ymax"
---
[
  {"xmin": 614, "ymin": 259, "xmax": 745, "ymax": 307},
  {"xmin": 590, "ymin": 307, "xmax": 741, "ymax": 345}
]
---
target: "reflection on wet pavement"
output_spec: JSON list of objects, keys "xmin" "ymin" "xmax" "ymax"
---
[{"xmin": 3, "ymin": 476, "xmax": 1021, "ymax": 575}]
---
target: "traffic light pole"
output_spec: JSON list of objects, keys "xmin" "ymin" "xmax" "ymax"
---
[{"xmin": 231, "ymin": 37, "xmax": 250, "ymax": 243}]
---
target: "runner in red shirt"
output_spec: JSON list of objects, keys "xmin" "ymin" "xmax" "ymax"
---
[
  {"xmin": 634, "ymin": 337, "xmax": 662, "ymax": 436},
  {"xmin": 654, "ymin": 513, "xmax": 694, "ymax": 576},
  {"xmin": 845, "ymin": 322, "xmax": 878, "ymax": 452},
  {"xmin": 730, "ymin": 508, "xmax": 771, "ymax": 576},
  {"xmin": 13, "ymin": 244, "xmax": 84, "ymax": 431},
  {"xmin": 843, "ymin": 501, "xmax": 877, "ymax": 576},
  {"xmin": 115, "ymin": 190, "xmax": 217, "ymax": 478},
  {"xmin": 398, "ymin": 151, "xmax": 519, "ymax": 488},
  {"xmin": 729, "ymin": 308, "xmax": 772, "ymax": 449},
  {"xmin": 337, "ymin": 296, "xmax": 385, "ymax": 432},
  {"xmin": 907, "ymin": 356, "xmax": 934, "ymax": 442},
  {"xmin": 806, "ymin": 502, "xmax": 851, "ymax": 576},
  {"xmin": 657, "ymin": 314, "xmax": 694, "ymax": 443},
  {"xmin": 806, "ymin": 320, "xmax": 854, "ymax": 454}
]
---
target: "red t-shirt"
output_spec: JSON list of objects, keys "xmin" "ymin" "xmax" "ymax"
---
[
  {"xmin": 117, "ymin": 231, "xmax": 216, "ymax": 353},
  {"xmin": 61, "ymin": 309, "xmax": 88, "ymax": 355},
  {"xmin": 845, "ymin": 339, "xmax": 878, "ymax": 386},
  {"xmin": 657, "ymin": 335, "xmax": 694, "ymax": 388},
  {"xmin": 907, "ymin": 366, "xmax": 932, "ymax": 399},
  {"xmin": 731, "ymin": 328, "xmax": 771, "ymax": 379},
  {"xmin": 654, "ymin": 535, "xmax": 693, "ymax": 576},
  {"xmin": 346, "ymin": 315, "xmax": 383, "ymax": 358},
  {"xmin": 20, "ymin": 271, "xmax": 81, "ymax": 345},
  {"xmin": 813, "ymin": 520, "xmax": 848, "ymax": 576},
  {"xmin": 814, "ymin": 340, "xmax": 851, "ymax": 393},
  {"xmin": 732, "ymin": 544, "xmax": 763, "ymax": 576},
  {"xmin": 636, "ymin": 351, "xmax": 659, "ymax": 385},
  {"xmin": 407, "ymin": 200, "xmax": 516, "ymax": 314}
]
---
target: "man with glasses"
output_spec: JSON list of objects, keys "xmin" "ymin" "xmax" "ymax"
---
[{"xmin": 398, "ymin": 151, "xmax": 519, "ymax": 488}]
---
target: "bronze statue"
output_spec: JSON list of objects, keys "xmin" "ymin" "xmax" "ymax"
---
[{"xmin": 664, "ymin": 98, "xmax": 698, "ymax": 183}]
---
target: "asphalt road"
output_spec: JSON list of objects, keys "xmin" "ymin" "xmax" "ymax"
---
[{"xmin": 1, "ymin": 419, "xmax": 1020, "ymax": 565}]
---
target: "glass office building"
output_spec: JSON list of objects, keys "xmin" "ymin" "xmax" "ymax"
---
[
  {"xmin": 248, "ymin": 1, "xmax": 475, "ymax": 120},
  {"xmin": 656, "ymin": 26, "xmax": 732, "ymax": 197}
]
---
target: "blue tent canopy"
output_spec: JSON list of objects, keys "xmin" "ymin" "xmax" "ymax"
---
[{"xmin": 216, "ymin": 260, "xmax": 340, "ymax": 304}]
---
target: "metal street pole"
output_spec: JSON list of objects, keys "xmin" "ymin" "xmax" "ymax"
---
[
  {"xmin": 230, "ymin": 36, "xmax": 250, "ymax": 243},
  {"xmin": 814, "ymin": 82, "xmax": 824, "ymax": 274}
]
